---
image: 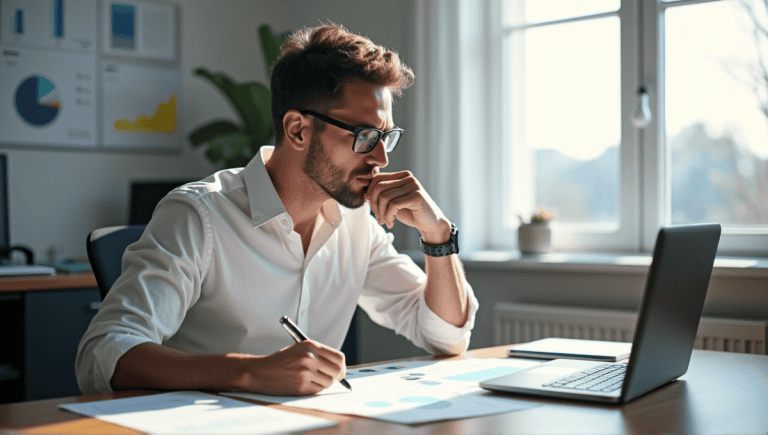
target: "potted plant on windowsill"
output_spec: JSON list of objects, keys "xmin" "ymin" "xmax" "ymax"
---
[
  {"xmin": 189, "ymin": 25, "xmax": 289, "ymax": 169},
  {"xmin": 517, "ymin": 209, "xmax": 555, "ymax": 254}
]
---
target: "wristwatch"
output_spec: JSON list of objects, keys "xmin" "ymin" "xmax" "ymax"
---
[{"xmin": 419, "ymin": 223, "xmax": 459, "ymax": 257}]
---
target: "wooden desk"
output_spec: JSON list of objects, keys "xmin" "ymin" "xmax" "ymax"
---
[
  {"xmin": 0, "ymin": 272, "xmax": 97, "ymax": 293},
  {"xmin": 0, "ymin": 273, "xmax": 99, "ymax": 403},
  {"xmin": 1, "ymin": 346, "xmax": 766, "ymax": 434}
]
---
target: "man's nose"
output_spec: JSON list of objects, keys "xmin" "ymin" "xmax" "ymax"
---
[{"xmin": 366, "ymin": 139, "xmax": 389, "ymax": 169}]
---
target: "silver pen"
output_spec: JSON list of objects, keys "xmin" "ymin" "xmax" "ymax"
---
[{"xmin": 279, "ymin": 315, "xmax": 352, "ymax": 390}]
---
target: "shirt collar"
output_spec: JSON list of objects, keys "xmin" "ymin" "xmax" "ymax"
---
[
  {"xmin": 243, "ymin": 146, "xmax": 288, "ymax": 228},
  {"xmin": 243, "ymin": 146, "xmax": 350, "ymax": 229}
]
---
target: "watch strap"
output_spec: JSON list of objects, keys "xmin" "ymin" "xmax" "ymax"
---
[{"xmin": 419, "ymin": 223, "xmax": 459, "ymax": 257}]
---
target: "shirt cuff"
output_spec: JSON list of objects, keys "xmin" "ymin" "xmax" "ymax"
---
[
  {"xmin": 416, "ymin": 282, "xmax": 479, "ymax": 354},
  {"xmin": 93, "ymin": 333, "xmax": 156, "ymax": 393}
]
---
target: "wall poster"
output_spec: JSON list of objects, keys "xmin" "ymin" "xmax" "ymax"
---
[{"xmin": 0, "ymin": 0, "xmax": 180, "ymax": 152}]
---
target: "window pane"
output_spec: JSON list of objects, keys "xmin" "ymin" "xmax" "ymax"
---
[
  {"xmin": 510, "ymin": 17, "xmax": 621, "ymax": 224},
  {"xmin": 507, "ymin": 0, "xmax": 619, "ymax": 26},
  {"xmin": 665, "ymin": 0, "xmax": 768, "ymax": 226}
]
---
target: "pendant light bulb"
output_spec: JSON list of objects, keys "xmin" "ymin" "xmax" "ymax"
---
[{"xmin": 631, "ymin": 86, "xmax": 652, "ymax": 129}]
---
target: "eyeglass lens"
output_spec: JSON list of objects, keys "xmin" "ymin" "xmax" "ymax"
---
[{"xmin": 354, "ymin": 129, "xmax": 402, "ymax": 153}]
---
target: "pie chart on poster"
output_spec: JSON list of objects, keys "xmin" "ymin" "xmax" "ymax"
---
[{"xmin": 14, "ymin": 75, "xmax": 61, "ymax": 127}]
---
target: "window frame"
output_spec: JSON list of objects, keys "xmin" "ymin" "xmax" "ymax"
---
[
  {"xmin": 643, "ymin": 0, "xmax": 768, "ymax": 255},
  {"xmin": 485, "ymin": 0, "xmax": 768, "ymax": 256}
]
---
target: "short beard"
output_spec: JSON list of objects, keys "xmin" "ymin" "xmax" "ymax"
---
[{"xmin": 302, "ymin": 134, "xmax": 371, "ymax": 209}]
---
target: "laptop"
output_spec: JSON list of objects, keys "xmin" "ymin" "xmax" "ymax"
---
[
  {"xmin": 480, "ymin": 224, "xmax": 721, "ymax": 404},
  {"xmin": 0, "ymin": 264, "xmax": 56, "ymax": 276}
]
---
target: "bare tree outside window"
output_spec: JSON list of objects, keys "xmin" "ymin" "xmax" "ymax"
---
[
  {"xmin": 725, "ymin": 0, "xmax": 768, "ymax": 223},
  {"xmin": 667, "ymin": 0, "xmax": 768, "ymax": 226}
]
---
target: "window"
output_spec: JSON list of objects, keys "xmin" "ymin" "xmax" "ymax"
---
[{"xmin": 489, "ymin": 0, "xmax": 768, "ymax": 255}]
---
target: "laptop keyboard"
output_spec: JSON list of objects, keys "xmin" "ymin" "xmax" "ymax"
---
[{"xmin": 543, "ymin": 363, "xmax": 626, "ymax": 392}]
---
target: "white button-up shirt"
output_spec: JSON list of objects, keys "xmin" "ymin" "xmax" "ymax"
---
[{"xmin": 76, "ymin": 147, "xmax": 478, "ymax": 394}]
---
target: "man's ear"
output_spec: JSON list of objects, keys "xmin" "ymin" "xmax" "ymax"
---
[{"xmin": 282, "ymin": 110, "xmax": 311, "ymax": 152}]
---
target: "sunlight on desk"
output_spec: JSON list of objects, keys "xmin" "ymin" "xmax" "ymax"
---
[{"xmin": 23, "ymin": 417, "xmax": 138, "ymax": 435}]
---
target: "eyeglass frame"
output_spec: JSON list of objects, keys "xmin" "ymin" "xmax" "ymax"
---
[{"xmin": 300, "ymin": 110, "xmax": 404, "ymax": 154}]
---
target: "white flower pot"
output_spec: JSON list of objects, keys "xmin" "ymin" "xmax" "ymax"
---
[{"xmin": 518, "ymin": 222, "xmax": 553, "ymax": 254}]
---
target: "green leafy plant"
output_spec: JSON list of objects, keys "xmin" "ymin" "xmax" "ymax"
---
[{"xmin": 189, "ymin": 25, "xmax": 289, "ymax": 169}]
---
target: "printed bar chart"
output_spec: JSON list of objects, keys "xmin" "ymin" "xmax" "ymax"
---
[
  {"xmin": 53, "ymin": 0, "xmax": 64, "ymax": 38},
  {"xmin": 14, "ymin": 9, "xmax": 23, "ymax": 34},
  {"xmin": 111, "ymin": 4, "xmax": 136, "ymax": 49}
]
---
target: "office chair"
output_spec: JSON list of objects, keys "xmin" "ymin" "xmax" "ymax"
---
[
  {"xmin": 85, "ymin": 223, "xmax": 359, "ymax": 364},
  {"xmin": 86, "ymin": 225, "xmax": 146, "ymax": 300}
]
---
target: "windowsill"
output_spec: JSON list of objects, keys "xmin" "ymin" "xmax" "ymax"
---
[{"xmin": 403, "ymin": 249, "xmax": 768, "ymax": 278}]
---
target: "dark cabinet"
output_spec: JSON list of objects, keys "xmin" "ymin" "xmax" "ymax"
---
[
  {"xmin": 0, "ymin": 293, "xmax": 23, "ymax": 403},
  {"xmin": 0, "ymin": 274, "xmax": 99, "ymax": 404},
  {"xmin": 23, "ymin": 289, "xmax": 101, "ymax": 400}
]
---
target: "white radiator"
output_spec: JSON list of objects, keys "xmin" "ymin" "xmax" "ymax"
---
[{"xmin": 494, "ymin": 302, "xmax": 767, "ymax": 355}]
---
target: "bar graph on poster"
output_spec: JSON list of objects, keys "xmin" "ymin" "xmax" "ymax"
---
[
  {"xmin": 0, "ymin": 0, "xmax": 180, "ymax": 152},
  {"xmin": 103, "ymin": 62, "xmax": 180, "ymax": 149},
  {"xmin": 114, "ymin": 94, "xmax": 176, "ymax": 133}
]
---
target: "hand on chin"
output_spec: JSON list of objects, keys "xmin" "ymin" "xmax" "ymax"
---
[{"xmin": 364, "ymin": 171, "xmax": 448, "ymax": 232}]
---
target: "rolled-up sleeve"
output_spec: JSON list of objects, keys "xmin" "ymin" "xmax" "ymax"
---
[
  {"xmin": 75, "ymin": 192, "xmax": 210, "ymax": 394},
  {"xmin": 358, "ymin": 215, "xmax": 478, "ymax": 355}
]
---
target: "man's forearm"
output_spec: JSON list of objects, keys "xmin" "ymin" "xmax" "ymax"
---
[
  {"xmin": 423, "ymin": 254, "xmax": 469, "ymax": 327},
  {"xmin": 111, "ymin": 342, "xmax": 252, "ymax": 392}
]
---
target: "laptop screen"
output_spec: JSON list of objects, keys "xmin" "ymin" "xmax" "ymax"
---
[{"xmin": 621, "ymin": 224, "xmax": 721, "ymax": 402}]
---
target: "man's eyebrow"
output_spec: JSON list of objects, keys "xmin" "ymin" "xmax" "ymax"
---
[
  {"xmin": 339, "ymin": 117, "xmax": 378, "ymax": 129},
  {"xmin": 353, "ymin": 119, "xmax": 397, "ymax": 131},
  {"xmin": 331, "ymin": 112, "xmax": 391, "ymax": 130}
]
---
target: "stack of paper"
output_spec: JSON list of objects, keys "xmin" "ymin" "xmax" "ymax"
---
[
  {"xmin": 60, "ymin": 391, "xmax": 336, "ymax": 434},
  {"xmin": 227, "ymin": 358, "xmax": 543, "ymax": 424}
]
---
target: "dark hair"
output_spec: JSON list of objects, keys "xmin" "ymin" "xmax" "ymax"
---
[{"xmin": 270, "ymin": 23, "xmax": 414, "ymax": 144}]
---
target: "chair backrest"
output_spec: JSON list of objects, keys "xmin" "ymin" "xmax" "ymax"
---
[{"xmin": 86, "ymin": 225, "xmax": 146, "ymax": 300}]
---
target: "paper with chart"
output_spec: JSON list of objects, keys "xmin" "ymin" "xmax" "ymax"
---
[
  {"xmin": 101, "ymin": 0, "xmax": 177, "ymax": 61},
  {"xmin": 0, "ymin": 47, "xmax": 97, "ymax": 148},
  {"xmin": 0, "ymin": 0, "xmax": 181, "ymax": 152},
  {"xmin": 1, "ymin": 0, "xmax": 98, "ymax": 51},
  {"xmin": 226, "ymin": 358, "xmax": 543, "ymax": 424},
  {"xmin": 59, "ymin": 391, "xmax": 337, "ymax": 434}
]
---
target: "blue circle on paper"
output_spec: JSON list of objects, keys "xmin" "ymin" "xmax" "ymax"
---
[{"xmin": 365, "ymin": 401, "xmax": 391, "ymax": 408}]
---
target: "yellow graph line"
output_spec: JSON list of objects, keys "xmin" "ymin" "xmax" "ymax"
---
[{"xmin": 114, "ymin": 93, "xmax": 177, "ymax": 133}]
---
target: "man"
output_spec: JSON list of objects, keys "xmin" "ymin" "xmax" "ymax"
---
[{"xmin": 76, "ymin": 23, "xmax": 478, "ymax": 396}]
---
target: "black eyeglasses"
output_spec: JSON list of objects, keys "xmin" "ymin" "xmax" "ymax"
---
[{"xmin": 300, "ymin": 110, "xmax": 404, "ymax": 154}]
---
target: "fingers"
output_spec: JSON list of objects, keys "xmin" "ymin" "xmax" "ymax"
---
[
  {"xmin": 292, "ymin": 341, "xmax": 346, "ymax": 389},
  {"xmin": 365, "ymin": 171, "xmax": 420, "ymax": 226},
  {"xmin": 380, "ymin": 192, "xmax": 420, "ymax": 228},
  {"xmin": 365, "ymin": 171, "xmax": 411, "ymax": 209},
  {"xmin": 300, "ymin": 341, "xmax": 346, "ymax": 373},
  {"xmin": 245, "ymin": 341, "xmax": 348, "ymax": 395},
  {"xmin": 377, "ymin": 185, "xmax": 420, "ymax": 228}
]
